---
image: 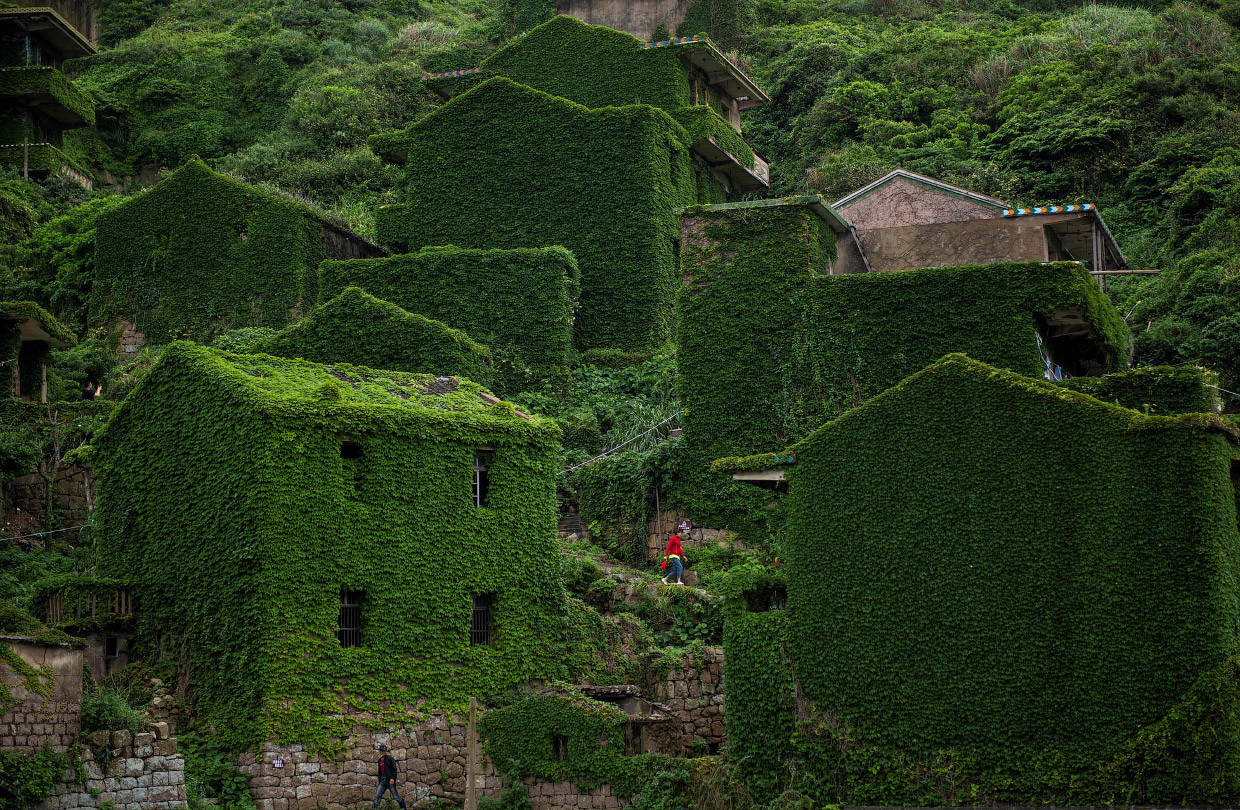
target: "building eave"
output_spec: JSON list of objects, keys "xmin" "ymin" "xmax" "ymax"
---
[
  {"xmin": 642, "ymin": 36, "xmax": 769, "ymax": 109},
  {"xmin": 833, "ymin": 169, "xmax": 1010, "ymax": 211},
  {"xmin": 0, "ymin": 7, "xmax": 96, "ymax": 57}
]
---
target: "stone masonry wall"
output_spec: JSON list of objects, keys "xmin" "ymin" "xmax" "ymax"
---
[
  {"xmin": 240, "ymin": 712, "xmax": 640, "ymax": 810},
  {"xmin": 1, "ymin": 639, "xmax": 83, "ymax": 753},
  {"xmin": 41, "ymin": 724, "xmax": 188, "ymax": 810},
  {"xmin": 3, "ymin": 463, "xmax": 94, "ymax": 538},
  {"xmin": 646, "ymin": 646, "xmax": 726, "ymax": 757}
]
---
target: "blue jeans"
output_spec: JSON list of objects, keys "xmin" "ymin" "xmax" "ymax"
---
[
  {"xmin": 374, "ymin": 779, "xmax": 405, "ymax": 809},
  {"xmin": 668, "ymin": 557, "xmax": 683, "ymax": 581}
]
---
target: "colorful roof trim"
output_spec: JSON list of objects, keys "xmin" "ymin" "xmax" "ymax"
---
[
  {"xmin": 419, "ymin": 67, "xmax": 483, "ymax": 82},
  {"xmin": 1003, "ymin": 204, "xmax": 1095, "ymax": 217}
]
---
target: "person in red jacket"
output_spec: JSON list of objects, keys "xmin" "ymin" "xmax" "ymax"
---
[{"xmin": 660, "ymin": 532, "xmax": 686, "ymax": 586}]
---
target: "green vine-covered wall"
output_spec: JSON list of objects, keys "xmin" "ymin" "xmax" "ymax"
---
[
  {"xmin": 676, "ymin": 199, "xmax": 1129, "ymax": 532},
  {"xmin": 319, "ymin": 246, "xmax": 577, "ymax": 393},
  {"xmin": 370, "ymin": 75, "xmax": 704, "ymax": 352},
  {"xmin": 253, "ymin": 286, "xmax": 495, "ymax": 386},
  {"xmin": 766, "ymin": 354, "xmax": 1240, "ymax": 801},
  {"xmin": 92, "ymin": 159, "xmax": 358, "ymax": 344},
  {"xmin": 91, "ymin": 342, "xmax": 567, "ymax": 752},
  {"xmin": 1058, "ymin": 364, "xmax": 1221, "ymax": 415}
]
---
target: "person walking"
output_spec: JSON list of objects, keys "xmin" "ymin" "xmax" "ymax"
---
[
  {"xmin": 660, "ymin": 531, "xmax": 686, "ymax": 586},
  {"xmin": 373, "ymin": 744, "xmax": 406, "ymax": 810}
]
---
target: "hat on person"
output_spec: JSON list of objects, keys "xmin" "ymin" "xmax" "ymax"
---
[{"xmin": 378, "ymin": 744, "xmax": 388, "ymax": 751}]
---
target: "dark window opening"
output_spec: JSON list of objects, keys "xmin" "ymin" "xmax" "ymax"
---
[
  {"xmin": 341, "ymin": 440, "xmax": 364, "ymax": 492},
  {"xmin": 104, "ymin": 635, "xmax": 119, "ymax": 658},
  {"xmin": 553, "ymin": 735, "xmax": 569, "ymax": 763},
  {"xmin": 1035, "ymin": 315, "xmax": 1108, "ymax": 379},
  {"xmin": 471, "ymin": 593, "xmax": 495, "ymax": 646},
  {"xmin": 338, "ymin": 590, "xmax": 363, "ymax": 647},
  {"xmin": 623, "ymin": 724, "xmax": 644, "ymax": 756},
  {"xmin": 473, "ymin": 452, "xmax": 493, "ymax": 508},
  {"xmin": 707, "ymin": 742, "xmax": 721, "ymax": 756},
  {"xmin": 744, "ymin": 584, "xmax": 787, "ymax": 613}
]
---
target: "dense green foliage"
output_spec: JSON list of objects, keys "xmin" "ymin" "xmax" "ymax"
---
[
  {"xmin": 776, "ymin": 355, "xmax": 1240, "ymax": 797},
  {"xmin": 92, "ymin": 342, "xmax": 567, "ymax": 751},
  {"xmin": 1058, "ymin": 364, "xmax": 1222, "ymax": 415},
  {"xmin": 677, "ymin": 198, "xmax": 1128, "ymax": 528},
  {"xmin": 91, "ymin": 159, "xmax": 344, "ymax": 343},
  {"xmin": 254, "ymin": 286, "xmax": 495, "ymax": 385},
  {"xmin": 0, "ymin": 743, "xmax": 70, "ymax": 810},
  {"xmin": 370, "ymin": 75, "xmax": 702, "ymax": 351},
  {"xmin": 319, "ymin": 246, "xmax": 577, "ymax": 392}
]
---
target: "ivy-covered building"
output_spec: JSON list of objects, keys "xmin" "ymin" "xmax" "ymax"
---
[
  {"xmin": 91, "ymin": 342, "xmax": 567, "ymax": 749},
  {"xmin": 0, "ymin": 2, "xmax": 97, "ymax": 187},
  {"xmin": 1, "ymin": 300, "xmax": 76, "ymax": 402},
  {"xmin": 253, "ymin": 286, "xmax": 497, "ymax": 387},
  {"xmin": 91, "ymin": 158, "xmax": 384, "ymax": 345},
  {"xmin": 717, "ymin": 354, "xmax": 1240, "ymax": 802},
  {"xmin": 675, "ymin": 196, "xmax": 1128, "ymax": 526},
  {"xmin": 319, "ymin": 245, "xmax": 579, "ymax": 391},
  {"xmin": 372, "ymin": 16, "xmax": 768, "ymax": 352}
]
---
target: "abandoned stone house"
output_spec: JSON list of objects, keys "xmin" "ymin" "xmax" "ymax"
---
[
  {"xmin": 1, "ymin": 300, "xmax": 77, "ymax": 403},
  {"xmin": 0, "ymin": 0, "xmax": 96, "ymax": 187},
  {"xmin": 90, "ymin": 159, "xmax": 384, "ymax": 349},
  {"xmin": 722, "ymin": 354, "xmax": 1240, "ymax": 772},
  {"xmin": 832, "ymin": 168, "xmax": 1127, "ymax": 275}
]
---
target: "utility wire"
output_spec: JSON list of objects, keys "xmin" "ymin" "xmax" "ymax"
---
[
  {"xmin": 566, "ymin": 409, "xmax": 684, "ymax": 473},
  {"xmin": 1205, "ymin": 383, "xmax": 1240, "ymax": 402},
  {"xmin": 2, "ymin": 524, "xmax": 87, "ymax": 542}
]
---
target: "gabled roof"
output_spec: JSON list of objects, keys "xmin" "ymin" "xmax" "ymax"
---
[
  {"xmin": 832, "ymin": 169, "xmax": 1010, "ymax": 212},
  {"xmin": 718, "ymin": 354, "xmax": 1239, "ymax": 479},
  {"xmin": 102, "ymin": 342, "xmax": 544, "ymax": 430},
  {"xmin": 0, "ymin": 301, "xmax": 76, "ymax": 348}
]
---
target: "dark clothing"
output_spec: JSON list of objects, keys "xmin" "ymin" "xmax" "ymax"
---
[
  {"xmin": 374, "ymin": 779, "xmax": 405, "ymax": 809},
  {"xmin": 374, "ymin": 755, "xmax": 405, "ymax": 809}
]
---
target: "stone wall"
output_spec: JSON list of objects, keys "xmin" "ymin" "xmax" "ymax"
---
[
  {"xmin": 0, "ymin": 638, "xmax": 83, "ymax": 752},
  {"xmin": 239, "ymin": 714, "xmax": 507, "ymax": 810},
  {"xmin": 646, "ymin": 646, "xmax": 725, "ymax": 757},
  {"xmin": 522, "ymin": 777, "xmax": 626, "ymax": 810},
  {"xmin": 3, "ymin": 463, "xmax": 94, "ymax": 538},
  {"xmin": 116, "ymin": 318, "xmax": 147, "ymax": 357},
  {"xmin": 42, "ymin": 725, "xmax": 188, "ymax": 810}
]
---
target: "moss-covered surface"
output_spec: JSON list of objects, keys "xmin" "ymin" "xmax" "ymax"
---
[
  {"xmin": 0, "ymin": 67, "xmax": 96, "ymax": 126},
  {"xmin": 731, "ymin": 354, "xmax": 1240, "ymax": 803},
  {"xmin": 1058, "ymin": 364, "xmax": 1221, "ymax": 415},
  {"xmin": 319, "ymin": 246, "xmax": 577, "ymax": 392},
  {"xmin": 676, "ymin": 196, "xmax": 1129, "ymax": 530},
  {"xmin": 92, "ymin": 342, "xmax": 566, "ymax": 751},
  {"xmin": 253, "ymin": 287, "xmax": 495, "ymax": 386},
  {"xmin": 370, "ymin": 76, "xmax": 702, "ymax": 352},
  {"xmin": 92, "ymin": 159, "xmax": 349, "ymax": 343}
]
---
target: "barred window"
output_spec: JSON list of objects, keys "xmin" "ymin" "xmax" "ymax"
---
[
  {"xmin": 338, "ymin": 590, "xmax": 363, "ymax": 647},
  {"xmin": 472, "ymin": 452, "xmax": 493, "ymax": 508},
  {"xmin": 470, "ymin": 594, "xmax": 495, "ymax": 646}
]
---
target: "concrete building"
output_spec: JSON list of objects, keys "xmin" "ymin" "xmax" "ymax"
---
[
  {"xmin": 1, "ymin": 301, "xmax": 77, "ymax": 403},
  {"xmin": 0, "ymin": 1, "xmax": 97, "ymax": 187},
  {"xmin": 832, "ymin": 169, "xmax": 1127, "ymax": 275}
]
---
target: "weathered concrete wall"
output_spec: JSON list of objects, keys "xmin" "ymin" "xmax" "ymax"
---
[
  {"xmin": 837, "ymin": 176, "xmax": 1002, "ymax": 230},
  {"xmin": 553, "ymin": 0, "xmax": 692, "ymax": 39},
  {"xmin": 857, "ymin": 216, "xmax": 1051, "ymax": 273},
  {"xmin": 41, "ymin": 726, "xmax": 188, "ymax": 810},
  {"xmin": 0, "ymin": 639, "xmax": 82, "ymax": 752}
]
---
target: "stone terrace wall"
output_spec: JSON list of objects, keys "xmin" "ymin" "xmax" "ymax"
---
[
  {"xmin": 522, "ymin": 777, "xmax": 627, "ymax": 810},
  {"xmin": 3, "ymin": 463, "xmax": 94, "ymax": 538},
  {"xmin": 1, "ymin": 639, "xmax": 83, "ymax": 752},
  {"xmin": 647, "ymin": 646, "xmax": 726, "ymax": 757},
  {"xmin": 40, "ymin": 725, "xmax": 187, "ymax": 810}
]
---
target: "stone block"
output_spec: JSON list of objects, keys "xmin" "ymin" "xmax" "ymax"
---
[
  {"xmin": 134, "ymin": 732, "xmax": 156, "ymax": 747},
  {"xmin": 111, "ymin": 730, "xmax": 132, "ymax": 749},
  {"xmin": 135, "ymin": 744, "xmax": 154, "ymax": 757},
  {"xmin": 154, "ymin": 739, "xmax": 178, "ymax": 756},
  {"xmin": 296, "ymin": 762, "xmax": 320, "ymax": 775}
]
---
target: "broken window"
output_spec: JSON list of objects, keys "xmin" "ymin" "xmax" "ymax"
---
[
  {"xmin": 341, "ymin": 439, "xmax": 364, "ymax": 492},
  {"xmin": 338, "ymin": 590, "xmax": 363, "ymax": 647},
  {"xmin": 553, "ymin": 735, "xmax": 569, "ymax": 763},
  {"xmin": 744, "ymin": 584, "xmax": 787, "ymax": 612},
  {"xmin": 472, "ymin": 452, "xmax": 493, "ymax": 508},
  {"xmin": 470, "ymin": 593, "xmax": 495, "ymax": 646},
  {"xmin": 103, "ymin": 635, "xmax": 123, "ymax": 675}
]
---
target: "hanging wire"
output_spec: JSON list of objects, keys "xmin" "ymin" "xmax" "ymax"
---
[
  {"xmin": 566, "ymin": 409, "xmax": 684, "ymax": 473},
  {"xmin": 1, "ymin": 524, "xmax": 87, "ymax": 542}
]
